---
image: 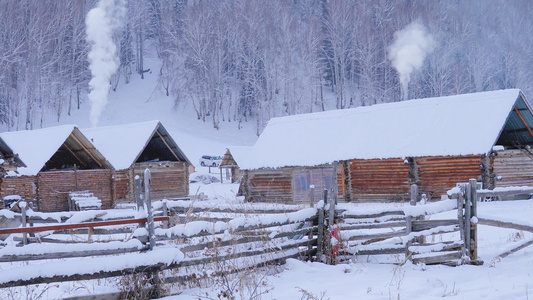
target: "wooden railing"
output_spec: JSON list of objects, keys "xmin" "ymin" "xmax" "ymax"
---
[
  {"xmin": 0, "ymin": 173, "xmax": 316, "ymax": 291},
  {"xmin": 312, "ymin": 181, "xmax": 480, "ymax": 266},
  {"xmin": 0, "ymin": 176, "xmax": 506, "ymax": 293}
]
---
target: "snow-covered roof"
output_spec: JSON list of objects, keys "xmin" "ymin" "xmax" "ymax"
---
[
  {"xmin": 0, "ymin": 137, "xmax": 25, "ymax": 168},
  {"xmin": 220, "ymin": 146, "xmax": 252, "ymax": 167},
  {"xmin": 82, "ymin": 120, "xmax": 191, "ymax": 170},
  {"xmin": 242, "ymin": 89, "xmax": 525, "ymax": 170},
  {"xmin": 0, "ymin": 125, "xmax": 110, "ymax": 176}
]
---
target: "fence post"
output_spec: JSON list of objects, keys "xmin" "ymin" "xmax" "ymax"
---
[
  {"xmin": 135, "ymin": 175, "xmax": 142, "ymax": 211},
  {"xmin": 309, "ymin": 185, "xmax": 315, "ymax": 207},
  {"xmin": 469, "ymin": 178, "xmax": 478, "ymax": 261},
  {"xmin": 316, "ymin": 206, "xmax": 324, "ymax": 262},
  {"xmin": 464, "ymin": 182, "xmax": 472, "ymax": 260},
  {"xmin": 329, "ymin": 162, "xmax": 338, "ymax": 228},
  {"xmin": 405, "ymin": 184, "xmax": 418, "ymax": 261},
  {"xmin": 162, "ymin": 199, "xmax": 169, "ymax": 229},
  {"xmin": 144, "ymin": 168, "xmax": 162, "ymax": 298},
  {"xmin": 327, "ymin": 162, "xmax": 339, "ymax": 265},
  {"xmin": 316, "ymin": 189, "xmax": 328, "ymax": 262},
  {"xmin": 20, "ymin": 201, "xmax": 27, "ymax": 245},
  {"xmin": 457, "ymin": 184, "xmax": 467, "ymax": 262},
  {"xmin": 144, "ymin": 169, "xmax": 155, "ymax": 251}
]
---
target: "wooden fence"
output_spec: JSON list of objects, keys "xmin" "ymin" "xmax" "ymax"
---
[
  {"xmin": 329, "ymin": 180, "xmax": 481, "ymax": 266},
  {"xmin": 0, "ymin": 176, "xmax": 506, "ymax": 297},
  {"xmin": 0, "ymin": 170, "xmax": 316, "ymax": 295}
]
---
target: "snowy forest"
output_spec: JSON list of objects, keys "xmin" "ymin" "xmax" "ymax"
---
[{"xmin": 0, "ymin": 0, "xmax": 532, "ymax": 133}]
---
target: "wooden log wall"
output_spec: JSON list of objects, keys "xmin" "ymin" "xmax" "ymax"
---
[
  {"xmin": 244, "ymin": 166, "xmax": 344, "ymax": 204},
  {"xmin": 347, "ymin": 158, "xmax": 410, "ymax": 202},
  {"xmin": 244, "ymin": 169, "xmax": 294, "ymax": 203},
  {"xmin": 492, "ymin": 149, "xmax": 533, "ymax": 187},
  {"xmin": 113, "ymin": 169, "xmax": 130, "ymax": 202},
  {"xmin": 38, "ymin": 170, "xmax": 114, "ymax": 212},
  {"xmin": 0, "ymin": 176, "xmax": 37, "ymax": 204},
  {"xmin": 416, "ymin": 155, "xmax": 482, "ymax": 199},
  {"xmin": 133, "ymin": 161, "xmax": 189, "ymax": 200}
]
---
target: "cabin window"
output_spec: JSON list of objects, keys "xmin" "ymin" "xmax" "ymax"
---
[
  {"xmin": 323, "ymin": 174, "xmax": 332, "ymax": 190},
  {"xmin": 294, "ymin": 174, "xmax": 309, "ymax": 192}
]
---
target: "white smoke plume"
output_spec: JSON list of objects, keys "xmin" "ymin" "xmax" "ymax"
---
[
  {"xmin": 86, "ymin": 0, "xmax": 126, "ymax": 127},
  {"xmin": 388, "ymin": 22, "xmax": 434, "ymax": 100}
]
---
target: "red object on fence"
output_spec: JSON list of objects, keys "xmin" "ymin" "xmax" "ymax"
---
[
  {"xmin": 0, "ymin": 216, "xmax": 169, "ymax": 235},
  {"xmin": 331, "ymin": 227, "xmax": 339, "ymax": 258}
]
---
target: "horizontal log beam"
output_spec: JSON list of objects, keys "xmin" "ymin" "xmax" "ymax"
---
[
  {"xmin": 478, "ymin": 218, "xmax": 533, "ymax": 233},
  {"xmin": 0, "ymin": 216, "xmax": 169, "ymax": 235},
  {"xmin": 411, "ymin": 219, "xmax": 459, "ymax": 232},
  {"xmin": 0, "ymin": 246, "xmax": 144, "ymax": 263},
  {"xmin": 411, "ymin": 251, "xmax": 462, "ymax": 265}
]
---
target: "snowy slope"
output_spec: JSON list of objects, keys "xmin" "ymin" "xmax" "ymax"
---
[{"xmin": 40, "ymin": 57, "xmax": 258, "ymax": 169}]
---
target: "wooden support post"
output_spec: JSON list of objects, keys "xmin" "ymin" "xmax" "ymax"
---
[
  {"xmin": 74, "ymin": 164, "xmax": 78, "ymax": 191},
  {"xmin": 469, "ymin": 178, "xmax": 478, "ymax": 261},
  {"xmin": 329, "ymin": 162, "xmax": 338, "ymax": 228},
  {"xmin": 145, "ymin": 168, "xmax": 161, "ymax": 298},
  {"xmin": 20, "ymin": 201, "xmax": 27, "ymax": 245},
  {"xmin": 341, "ymin": 161, "xmax": 353, "ymax": 202},
  {"xmin": 457, "ymin": 184, "xmax": 467, "ymax": 261},
  {"xmin": 328, "ymin": 162, "xmax": 338, "ymax": 265},
  {"xmin": 465, "ymin": 183, "xmax": 472, "ymax": 259},
  {"xmin": 144, "ymin": 169, "xmax": 155, "ymax": 251},
  {"xmin": 220, "ymin": 167, "xmax": 223, "ymax": 184},
  {"xmin": 405, "ymin": 184, "xmax": 418, "ymax": 261},
  {"xmin": 88, "ymin": 227, "xmax": 93, "ymax": 243},
  {"xmin": 309, "ymin": 185, "xmax": 315, "ymax": 207},
  {"xmin": 307, "ymin": 219, "xmax": 314, "ymax": 261},
  {"xmin": 317, "ymin": 206, "xmax": 324, "ymax": 263},
  {"xmin": 316, "ymin": 190, "xmax": 328, "ymax": 262},
  {"xmin": 162, "ymin": 200, "xmax": 169, "ymax": 229},
  {"xmin": 135, "ymin": 175, "xmax": 142, "ymax": 212},
  {"xmin": 410, "ymin": 184, "xmax": 418, "ymax": 205}
]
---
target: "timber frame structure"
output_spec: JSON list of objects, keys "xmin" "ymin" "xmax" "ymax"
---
[
  {"xmin": 242, "ymin": 89, "xmax": 533, "ymax": 203},
  {"xmin": 0, "ymin": 126, "xmax": 114, "ymax": 212},
  {"xmin": 83, "ymin": 121, "xmax": 192, "ymax": 203}
]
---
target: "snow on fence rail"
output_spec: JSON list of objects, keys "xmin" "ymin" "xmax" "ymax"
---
[
  {"xmin": 0, "ymin": 175, "xmax": 508, "ymax": 293},
  {"xmin": 331, "ymin": 182, "xmax": 479, "ymax": 266},
  {"xmin": 0, "ymin": 195, "xmax": 317, "ymax": 289}
]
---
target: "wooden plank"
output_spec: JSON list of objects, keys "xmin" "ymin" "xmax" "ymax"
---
[
  {"xmin": 342, "ymin": 211, "xmax": 405, "ymax": 219},
  {"xmin": 0, "ymin": 247, "xmax": 143, "ymax": 263},
  {"xmin": 408, "ymin": 242, "xmax": 463, "ymax": 254},
  {"xmin": 514, "ymin": 106, "xmax": 533, "ymax": 139},
  {"xmin": 345, "ymin": 229, "xmax": 407, "ymax": 242},
  {"xmin": 478, "ymin": 218, "xmax": 533, "ymax": 233},
  {"xmin": 495, "ymin": 238, "xmax": 533, "ymax": 259},
  {"xmin": 340, "ymin": 246, "xmax": 405, "ymax": 256},
  {"xmin": 340, "ymin": 221, "xmax": 406, "ymax": 231},
  {"xmin": 411, "ymin": 251, "xmax": 462, "ymax": 265},
  {"xmin": 477, "ymin": 188, "xmax": 533, "ymax": 198},
  {"xmin": 411, "ymin": 219, "xmax": 460, "ymax": 232},
  {"xmin": 0, "ymin": 216, "xmax": 169, "ymax": 235},
  {"xmin": 168, "ymin": 206, "xmax": 300, "ymax": 214}
]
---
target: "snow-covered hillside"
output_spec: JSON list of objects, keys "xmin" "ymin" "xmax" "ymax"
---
[{"xmin": 41, "ymin": 56, "xmax": 258, "ymax": 169}]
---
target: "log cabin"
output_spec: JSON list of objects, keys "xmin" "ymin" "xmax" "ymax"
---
[
  {"xmin": 0, "ymin": 137, "xmax": 25, "ymax": 176},
  {"xmin": 240, "ymin": 89, "xmax": 533, "ymax": 203},
  {"xmin": 0, "ymin": 125, "xmax": 113, "ymax": 211},
  {"xmin": 82, "ymin": 120, "xmax": 191, "ymax": 203}
]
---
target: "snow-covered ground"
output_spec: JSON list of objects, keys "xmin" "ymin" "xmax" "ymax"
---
[
  {"xmin": 158, "ymin": 188, "xmax": 533, "ymax": 300},
  {"xmin": 3, "ymin": 181, "xmax": 532, "ymax": 300}
]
